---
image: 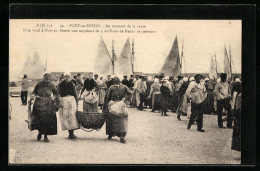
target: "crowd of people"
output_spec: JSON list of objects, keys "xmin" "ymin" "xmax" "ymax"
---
[{"xmin": 19, "ymin": 71, "xmax": 241, "ymax": 151}]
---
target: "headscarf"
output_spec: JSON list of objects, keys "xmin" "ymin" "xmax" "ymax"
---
[
  {"xmin": 183, "ymin": 77, "xmax": 188, "ymax": 82},
  {"xmin": 147, "ymin": 76, "xmax": 153, "ymax": 81},
  {"xmin": 64, "ymin": 71, "xmax": 71, "ymax": 77},
  {"xmin": 204, "ymin": 77, "xmax": 209, "ymax": 81},
  {"xmin": 189, "ymin": 77, "xmax": 195, "ymax": 82}
]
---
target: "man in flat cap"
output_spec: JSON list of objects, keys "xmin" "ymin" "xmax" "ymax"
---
[{"xmin": 186, "ymin": 74, "xmax": 207, "ymax": 132}]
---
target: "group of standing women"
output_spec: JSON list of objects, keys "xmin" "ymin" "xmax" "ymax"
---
[{"xmin": 30, "ymin": 72, "xmax": 132, "ymax": 144}]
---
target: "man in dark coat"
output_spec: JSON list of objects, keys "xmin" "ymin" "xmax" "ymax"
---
[{"xmin": 122, "ymin": 76, "xmax": 130, "ymax": 87}]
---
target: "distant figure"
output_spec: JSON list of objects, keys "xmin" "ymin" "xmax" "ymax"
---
[
  {"xmin": 60, "ymin": 74, "xmax": 65, "ymax": 82},
  {"xmin": 94, "ymin": 74, "xmax": 99, "ymax": 82},
  {"xmin": 106, "ymin": 75, "xmax": 114, "ymax": 89},
  {"xmin": 145, "ymin": 76, "xmax": 154, "ymax": 108},
  {"xmin": 21, "ymin": 74, "xmax": 29, "ymax": 105},
  {"xmin": 97, "ymin": 76, "xmax": 107, "ymax": 109},
  {"xmin": 137, "ymin": 75, "xmax": 147, "ymax": 111},
  {"xmin": 176, "ymin": 76, "xmax": 184, "ymax": 107},
  {"xmin": 133, "ymin": 75, "xmax": 141, "ymax": 107},
  {"xmin": 122, "ymin": 76, "xmax": 130, "ymax": 87},
  {"xmin": 176, "ymin": 77, "xmax": 189, "ymax": 121},
  {"xmin": 148, "ymin": 78, "xmax": 161, "ymax": 112},
  {"xmin": 206, "ymin": 76, "xmax": 217, "ymax": 114},
  {"xmin": 128, "ymin": 75, "xmax": 134, "ymax": 89},
  {"xmin": 160, "ymin": 80, "xmax": 171, "ymax": 116},
  {"xmin": 75, "ymin": 73, "xmax": 84, "ymax": 97},
  {"xmin": 71, "ymin": 75, "xmax": 77, "ymax": 85}
]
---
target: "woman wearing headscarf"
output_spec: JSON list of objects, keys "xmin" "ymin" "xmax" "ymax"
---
[
  {"xmin": 176, "ymin": 77, "xmax": 190, "ymax": 121},
  {"xmin": 30, "ymin": 72, "xmax": 60, "ymax": 143},
  {"xmin": 148, "ymin": 78, "xmax": 161, "ymax": 112},
  {"xmin": 57, "ymin": 72, "xmax": 79, "ymax": 140},
  {"xmin": 159, "ymin": 80, "xmax": 171, "ymax": 116},
  {"xmin": 102, "ymin": 76, "xmax": 132, "ymax": 143},
  {"xmin": 97, "ymin": 75, "xmax": 107, "ymax": 109}
]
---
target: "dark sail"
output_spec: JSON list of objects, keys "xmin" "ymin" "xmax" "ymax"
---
[{"xmin": 159, "ymin": 36, "xmax": 181, "ymax": 76}]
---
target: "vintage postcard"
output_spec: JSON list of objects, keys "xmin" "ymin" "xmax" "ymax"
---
[{"xmin": 9, "ymin": 19, "xmax": 241, "ymax": 164}]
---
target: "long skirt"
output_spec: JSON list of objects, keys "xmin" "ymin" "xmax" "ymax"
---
[
  {"xmin": 176, "ymin": 94, "xmax": 188, "ymax": 116},
  {"xmin": 172, "ymin": 92, "xmax": 178, "ymax": 112},
  {"xmin": 207, "ymin": 89, "xmax": 215, "ymax": 113},
  {"xmin": 131, "ymin": 91, "xmax": 137, "ymax": 107},
  {"xmin": 159, "ymin": 94, "xmax": 168, "ymax": 112},
  {"xmin": 231, "ymin": 110, "xmax": 241, "ymax": 151},
  {"xmin": 59, "ymin": 96, "xmax": 80, "ymax": 131},
  {"xmin": 151, "ymin": 92, "xmax": 160, "ymax": 109},
  {"xmin": 32, "ymin": 97, "xmax": 57, "ymax": 135},
  {"xmin": 98, "ymin": 89, "xmax": 106, "ymax": 105},
  {"xmin": 106, "ymin": 112, "xmax": 128, "ymax": 138},
  {"xmin": 153, "ymin": 93, "xmax": 161, "ymax": 111},
  {"xmin": 105, "ymin": 100, "xmax": 128, "ymax": 137}
]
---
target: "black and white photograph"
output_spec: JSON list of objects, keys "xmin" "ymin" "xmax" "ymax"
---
[{"xmin": 9, "ymin": 18, "xmax": 243, "ymax": 164}]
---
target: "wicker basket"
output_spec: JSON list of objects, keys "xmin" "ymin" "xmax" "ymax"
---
[{"xmin": 76, "ymin": 111, "xmax": 106, "ymax": 131}]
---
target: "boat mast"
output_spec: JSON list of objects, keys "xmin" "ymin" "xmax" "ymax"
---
[
  {"xmin": 214, "ymin": 52, "xmax": 218, "ymax": 74},
  {"xmin": 112, "ymin": 40, "xmax": 115, "ymax": 75},
  {"xmin": 180, "ymin": 38, "xmax": 184, "ymax": 76},
  {"xmin": 229, "ymin": 45, "xmax": 232, "ymax": 80},
  {"xmin": 131, "ymin": 38, "xmax": 135, "ymax": 76}
]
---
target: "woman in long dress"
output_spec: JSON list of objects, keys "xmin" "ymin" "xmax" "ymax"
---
[
  {"xmin": 148, "ymin": 78, "xmax": 161, "ymax": 112},
  {"xmin": 97, "ymin": 76, "xmax": 107, "ymax": 109},
  {"xmin": 159, "ymin": 80, "xmax": 171, "ymax": 116},
  {"xmin": 80, "ymin": 72, "xmax": 99, "ymax": 113},
  {"xmin": 58, "ymin": 72, "xmax": 80, "ymax": 140},
  {"xmin": 30, "ymin": 72, "xmax": 60, "ymax": 143},
  {"xmin": 102, "ymin": 76, "xmax": 132, "ymax": 143}
]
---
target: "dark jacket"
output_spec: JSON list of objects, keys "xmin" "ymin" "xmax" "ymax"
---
[{"xmin": 58, "ymin": 80, "xmax": 78, "ymax": 103}]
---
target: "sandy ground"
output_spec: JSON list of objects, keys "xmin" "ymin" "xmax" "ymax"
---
[{"xmin": 9, "ymin": 96, "xmax": 241, "ymax": 164}]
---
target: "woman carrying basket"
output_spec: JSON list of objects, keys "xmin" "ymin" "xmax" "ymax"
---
[
  {"xmin": 103, "ymin": 76, "xmax": 133, "ymax": 144},
  {"xmin": 80, "ymin": 72, "xmax": 99, "ymax": 113},
  {"xmin": 58, "ymin": 72, "xmax": 80, "ymax": 140}
]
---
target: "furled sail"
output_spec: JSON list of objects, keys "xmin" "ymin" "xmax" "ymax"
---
[
  {"xmin": 94, "ymin": 37, "xmax": 113, "ymax": 76},
  {"xmin": 209, "ymin": 55, "xmax": 218, "ymax": 79},
  {"xmin": 115, "ymin": 38, "xmax": 132, "ymax": 77},
  {"xmin": 159, "ymin": 36, "xmax": 181, "ymax": 76},
  {"xmin": 224, "ymin": 45, "xmax": 232, "ymax": 80}
]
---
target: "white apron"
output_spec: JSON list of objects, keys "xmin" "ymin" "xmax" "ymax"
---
[{"xmin": 59, "ymin": 96, "xmax": 80, "ymax": 131}]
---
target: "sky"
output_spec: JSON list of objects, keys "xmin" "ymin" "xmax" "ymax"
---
[{"xmin": 10, "ymin": 19, "xmax": 241, "ymax": 80}]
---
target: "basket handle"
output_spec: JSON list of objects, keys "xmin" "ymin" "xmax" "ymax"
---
[
  {"xmin": 79, "ymin": 124, "xmax": 102, "ymax": 132},
  {"xmin": 80, "ymin": 125, "xmax": 94, "ymax": 132}
]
